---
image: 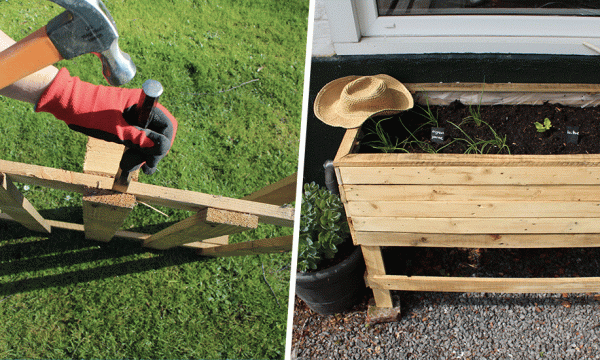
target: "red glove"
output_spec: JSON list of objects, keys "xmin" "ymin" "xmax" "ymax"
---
[{"xmin": 36, "ymin": 68, "xmax": 177, "ymax": 175}]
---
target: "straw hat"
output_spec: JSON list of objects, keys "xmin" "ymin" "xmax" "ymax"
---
[{"xmin": 313, "ymin": 74, "xmax": 414, "ymax": 128}]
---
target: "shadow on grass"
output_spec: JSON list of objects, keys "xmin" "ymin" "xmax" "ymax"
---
[{"xmin": 0, "ymin": 209, "xmax": 206, "ymax": 297}]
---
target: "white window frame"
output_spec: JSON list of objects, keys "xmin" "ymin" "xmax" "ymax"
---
[{"xmin": 324, "ymin": 0, "xmax": 600, "ymax": 55}]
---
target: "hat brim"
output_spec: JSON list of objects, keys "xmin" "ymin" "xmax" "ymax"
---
[{"xmin": 314, "ymin": 75, "xmax": 414, "ymax": 129}]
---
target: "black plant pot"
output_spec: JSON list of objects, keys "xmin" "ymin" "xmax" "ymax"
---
[{"xmin": 295, "ymin": 246, "xmax": 366, "ymax": 315}]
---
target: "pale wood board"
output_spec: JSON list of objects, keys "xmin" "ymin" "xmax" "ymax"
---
[
  {"xmin": 83, "ymin": 138, "xmax": 126, "ymax": 176},
  {"xmin": 343, "ymin": 184, "xmax": 600, "ymax": 202},
  {"xmin": 0, "ymin": 159, "xmax": 294, "ymax": 227},
  {"xmin": 346, "ymin": 200, "xmax": 600, "ymax": 218},
  {"xmin": 361, "ymin": 245, "xmax": 393, "ymax": 307},
  {"xmin": 338, "ymin": 166, "xmax": 600, "ymax": 186},
  {"xmin": 82, "ymin": 138, "xmax": 137, "ymax": 242},
  {"xmin": 0, "ymin": 174, "xmax": 50, "ymax": 233},
  {"xmin": 144, "ymin": 208, "xmax": 259, "ymax": 250},
  {"xmin": 82, "ymin": 188, "xmax": 136, "ymax": 242},
  {"xmin": 242, "ymin": 173, "xmax": 297, "ymax": 205},
  {"xmin": 0, "ymin": 213, "xmax": 151, "ymax": 241},
  {"xmin": 353, "ymin": 217, "xmax": 600, "ymax": 234},
  {"xmin": 335, "ymin": 152, "xmax": 600, "ymax": 168},
  {"xmin": 367, "ymin": 274, "xmax": 600, "ymax": 293},
  {"xmin": 353, "ymin": 232, "xmax": 600, "ymax": 248},
  {"xmin": 333, "ymin": 128, "xmax": 360, "ymax": 163},
  {"xmin": 196, "ymin": 235, "xmax": 293, "ymax": 257}
]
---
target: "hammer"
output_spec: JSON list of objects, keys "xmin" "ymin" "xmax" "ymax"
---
[
  {"xmin": 0, "ymin": 0, "xmax": 136, "ymax": 89},
  {"xmin": 112, "ymin": 79, "xmax": 164, "ymax": 193}
]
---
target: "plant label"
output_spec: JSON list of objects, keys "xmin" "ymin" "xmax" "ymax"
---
[
  {"xmin": 566, "ymin": 126, "xmax": 579, "ymax": 144},
  {"xmin": 431, "ymin": 127, "xmax": 445, "ymax": 144}
]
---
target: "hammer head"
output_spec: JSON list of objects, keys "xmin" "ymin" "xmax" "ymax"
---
[{"xmin": 47, "ymin": 0, "xmax": 136, "ymax": 85}]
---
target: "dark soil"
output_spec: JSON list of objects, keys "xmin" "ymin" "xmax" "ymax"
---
[{"xmin": 357, "ymin": 102, "xmax": 600, "ymax": 155}]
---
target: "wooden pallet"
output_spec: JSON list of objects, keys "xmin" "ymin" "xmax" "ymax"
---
[
  {"xmin": 333, "ymin": 82, "xmax": 600, "ymax": 308},
  {"xmin": 0, "ymin": 137, "xmax": 296, "ymax": 257}
]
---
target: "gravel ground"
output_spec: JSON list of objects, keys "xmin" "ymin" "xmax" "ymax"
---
[{"xmin": 291, "ymin": 248, "xmax": 600, "ymax": 359}]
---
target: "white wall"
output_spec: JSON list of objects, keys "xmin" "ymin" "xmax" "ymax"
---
[{"xmin": 312, "ymin": 0, "xmax": 336, "ymax": 57}]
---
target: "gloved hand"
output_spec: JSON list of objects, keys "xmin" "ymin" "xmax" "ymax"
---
[{"xmin": 35, "ymin": 68, "xmax": 177, "ymax": 175}]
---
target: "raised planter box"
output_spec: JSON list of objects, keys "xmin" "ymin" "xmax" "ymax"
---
[{"xmin": 333, "ymin": 82, "xmax": 600, "ymax": 308}]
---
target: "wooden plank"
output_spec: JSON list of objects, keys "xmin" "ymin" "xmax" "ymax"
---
[
  {"xmin": 83, "ymin": 138, "xmax": 126, "ymax": 176},
  {"xmin": 353, "ymin": 232, "xmax": 600, "ymax": 248},
  {"xmin": 367, "ymin": 274, "xmax": 600, "ymax": 293},
  {"xmin": 353, "ymin": 217, "xmax": 600, "ymax": 234},
  {"xmin": 0, "ymin": 213, "xmax": 150, "ymax": 241},
  {"xmin": 338, "ymin": 166, "xmax": 600, "ymax": 185},
  {"xmin": 405, "ymin": 82, "xmax": 600, "ymax": 94},
  {"xmin": 82, "ymin": 137, "xmax": 137, "ymax": 242},
  {"xmin": 82, "ymin": 188, "xmax": 136, "ymax": 242},
  {"xmin": 334, "ymin": 128, "xmax": 360, "ymax": 163},
  {"xmin": 335, "ymin": 152, "xmax": 600, "ymax": 167},
  {"xmin": 0, "ymin": 174, "xmax": 50, "ymax": 233},
  {"xmin": 185, "ymin": 173, "xmax": 297, "ymax": 249},
  {"xmin": 361, "ymin": 245, "xmax": 393, "ymax": 308},
  {"xmin": 243, "ymin": 173, "xmax": 297, "ymax": 205},
  {"xmin": 182, "ymin": 236, "xmax": 230, "ymax": 249},
  {"xmin": 195, "ymin": 235, "xmax": 293, "ymax": 257},
  {"xmin": 343, "ymin": 184, "xmax": 600, "ymax": 202},
  {"xmin": 346, "ymin": 200, "xmax": 600, "ymax": 218},
  {"xmin": 0, "ymin": 159, "xmax": 294, "ymax": 227},
  {"xmin": 144, "ymin": 208, "xmax": 259, "ymax": 250}
]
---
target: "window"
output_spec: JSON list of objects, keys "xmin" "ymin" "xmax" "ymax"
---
[{"xmin": 325, "ymin": 0, "xmax": 600, "ymax": 55}]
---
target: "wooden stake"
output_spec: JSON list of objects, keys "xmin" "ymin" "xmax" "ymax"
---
[{"xmin": 0, "ymin": 173, "xmax": 50, "ymax": 233}]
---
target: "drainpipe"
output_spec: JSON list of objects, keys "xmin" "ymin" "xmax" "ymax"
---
[{"xmin": 323, "ymin": 160, "xmax": 339, "ymax": 195}]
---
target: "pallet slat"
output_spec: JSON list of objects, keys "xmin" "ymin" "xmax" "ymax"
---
[
  {"xmin": 0, "ymin": 158, "xmax": 294, "ymax": 227},
  {"xmin": 346, "ymin": 200, "xmax": 600, "ymax": 218},
  {"xmin": 367, "ymin": 274, "xmax": 600, "ymax": 293},
  {"xmin": 352, "ymin": 217, "xmax": 600, "ymax": 234},
  {"xmin": 343, "ymin": 184, "xmax": 600, "ymax": 202},
  {"xmin": 353, "ymin": 232, "xmax": 600, "ymax": 248},
  {"xmin": 144, "ymin": 208, "xmax": 259, "ymax": 250},
  {"xmin": 0, "ymin": 174, "xmax": 50, "ymax": 233},
  {"xmin": 338, "ymin": 166, "xmax": 600, "ymax": 185},
  {"xmin": 195, "ymin": 235, "xmax": 292, "ymax": 257}
]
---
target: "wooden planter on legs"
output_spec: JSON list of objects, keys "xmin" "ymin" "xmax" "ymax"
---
[{"xmin": 333, "ymin": 82, "xmax": 600, "ymax": 308}]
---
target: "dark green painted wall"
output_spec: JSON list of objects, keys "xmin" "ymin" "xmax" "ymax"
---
[{"xmin": 303, "ymin": 54, "xmax": 600, "ymax": 187}]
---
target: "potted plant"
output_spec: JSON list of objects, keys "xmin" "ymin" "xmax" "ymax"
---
[{"xmin": 295, "ymin": 182, "xmax": 366, "ymax": 315}]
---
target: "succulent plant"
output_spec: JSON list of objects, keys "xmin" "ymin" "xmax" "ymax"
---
[{"xmin": 298, "ymin": 182, "xmax": 350, "ymax": 272}]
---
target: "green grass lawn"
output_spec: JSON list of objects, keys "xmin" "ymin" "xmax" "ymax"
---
[{"xmin": 0, "ymin": 0, "xmax": 307, "ymax": 358}]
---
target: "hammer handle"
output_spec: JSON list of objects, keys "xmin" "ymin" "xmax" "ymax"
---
[
  {"xmin": 112, "ymin": 80, "xmax": 163, "ymax": 193},
  {"xmin": 0, "ymin": 26, "xmax": 63, "ymax": 90}
]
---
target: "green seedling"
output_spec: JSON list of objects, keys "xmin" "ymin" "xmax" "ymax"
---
[{"xmin": 535, "ymin": 118, "xmax": 552, "ymax": 133}]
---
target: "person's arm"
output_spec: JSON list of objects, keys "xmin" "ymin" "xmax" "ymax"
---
[{"xmin": 0, "ymin": 30, "xmax": 59, "ymax": 104}]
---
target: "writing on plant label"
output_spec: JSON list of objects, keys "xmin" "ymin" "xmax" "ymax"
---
[
  {"xmin": 566, "ymin": 126, "xmax": 579, "ymax": 144},
  {"xmin": 431, "ymin": 127, "xmax": 445, "ymax": 144}
]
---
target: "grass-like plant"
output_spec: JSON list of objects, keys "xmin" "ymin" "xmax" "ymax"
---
[
  {"xmin": 298, "ymin": 182, "xmax": 350, "ymax": 272},
  {"xmin": 363, "ymin": 117, "xmax": 409, "ymax": 153},
  {"xmin": 464, "ymin": 86, "xmax": 485, "ymax": 127},
  {"xmin": 416, "ymin": 96, "xmax": 440, "ymax": 128},
  {"xmin": 449, "ymin": 120, "xmax": 511, "ymax": 155}
]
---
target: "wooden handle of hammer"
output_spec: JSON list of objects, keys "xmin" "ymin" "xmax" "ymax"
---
[{"xmin": 0, "ymin": 26, "xmax": 63, "ymax": 90}]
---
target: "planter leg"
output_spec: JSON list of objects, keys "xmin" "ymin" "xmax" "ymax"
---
[{"xmin": 361, "ymin": 245, "xmax": 393, "ymax": 307}]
